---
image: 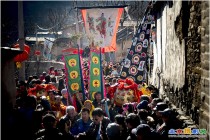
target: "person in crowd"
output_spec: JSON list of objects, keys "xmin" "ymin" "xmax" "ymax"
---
[
  {"xmin": 61, "ymin": 88, "xmax": 69, "ymax": 106},
  {"xmin": 136, "ymin": 100, "xmax": 149, "ymax": 112},
  {"xmin": 152, "ymin": 102, "xmax": 168, "ymax": 131},
  {"xmin": 60, "ymin": 105, "xmax": 80, "ymax": 130},
  {"xmin": 27, "ymin": 75, "xmax": 34, "ymax": 88},
  {"xmin": 33, "ymin": 75, "xmax": 39, "ymax": 80},
  {"xmin": 47, "ymin": 90, "xmax": 56, "ymax": 107},
  {"xmin": 92, "ymin": 92, "xmax": 102, "ymax": 108},
  {"xmin": 70, "ymin": 107, "xmax": 93, "ymax": 135},
  {"xmin": 125, "ymin": 113, "xmax": 140, "ymax": 140},
  {"xmin": 106, "ymin": 123, "xmax": 121, "ymax": 140},
  {"xmin": 57, "ymin": 112, "xmax": 75, "ymax": 140},
  {"xmin": 80, "ymin": 100, "xmax": 95, "ymax": 119},
  {"xmin": 40, "ymin": 96, "xmax": 52, "ymax": 112},
  {"xmin": 115, "ymin": 114, "xmax": 128, "ymax": 140},
  {"xmin": 58, "ymin": 78, "xmax": 66, "ymax": 93},
  {"xmin": 149, "ymin": 93, "xmax": 159, "ymax": 102},
  {"xmin": 75, "ymin": 91, "xmax": 85, "ymax": 113},
  {"xmin": 44, "ymin": 75, "xmax": 51, "ymax": 84},
  {"xmin": 39, "ymin": 72, "xmax": 47, "ymax": 82},
  {"xmin": 132, "ymin": 124, "xmax": 159, "ymax": 140},
  {"xmin": 34, "ymin": 112, "xmax": 73, "ymax": 140},
  {"xmin": 157, "ymin": 108, "xmax": 182, "ymax": 140},
  {"xmin": 111, "ymin": 65, "xmax": 119, "ymax": 77},
  {"xmin": 100, "ymin": 98, "xmax": 117, "ymax": 122},
  {"xmin": 139, "ymin": 95, "xmax": 150, "ymax": 102},
  {"xmin": 77, "ymin": 108, "xmax": 110, "ymax": 140},
  {"xmin": 122, "ymin": 103, "xmax": 136, "ymax": 116},
  {"xmin": 51, "ymin": 95, "xmax": 66, "ymax": 120},
  {"xmin": 149, "ymin": 98, "xmax": 162, "ymax": 110},
  {"xmin": 49, "ymin": 66, "xmax": 55, "ymax": 75}
]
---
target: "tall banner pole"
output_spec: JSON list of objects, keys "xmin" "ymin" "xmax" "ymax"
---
[
  {"xmin": 100, "ymin": 47, "xmax": 104, "ymax": 99},
  {"xmin": 78, "ymin": 45, "xmax": 86, "ymax": 100}
]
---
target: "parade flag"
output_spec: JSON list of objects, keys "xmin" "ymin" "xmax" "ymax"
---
[
  {"xmin": 64, "ymin": 54, "xmax": 83, "ymax": 95},
  {"xmin": 81, "ymin": 8, "xmax": 123, "ymax": 52},
  {"xmin": 89, "ymin": 50, "xmax": 103, "ymax": 100},
  {"xmin": 120, "ymin": 14, "xmax": 155, "ymax": 84}
]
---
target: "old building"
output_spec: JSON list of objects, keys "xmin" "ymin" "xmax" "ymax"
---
[{"xmin": 149, "ymin": 1, "xmax": 209, "ymax": 138}]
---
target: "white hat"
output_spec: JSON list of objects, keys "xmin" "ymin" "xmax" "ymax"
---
[{"xmin": 61, "ymin": 88, "xmax": 67, "ymax": 94}]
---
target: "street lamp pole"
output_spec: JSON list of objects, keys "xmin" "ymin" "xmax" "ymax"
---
[{"xmin": 18, "ymin": 1, "xmax": 25, "ymax": 81}]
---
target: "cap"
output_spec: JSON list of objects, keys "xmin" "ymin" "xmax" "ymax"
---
[
  {"xmin": 153, "ymin": 102, "xmax": 168, "ymax": 111},
  {"xmin": 106, "ymin": 123, "xmax": 121, "ymax": 137},
  {"xmin": 132, "ymin": 124, "xmax": 151, "ymax": 136},
  {"xmin": 159, "ymin": 108, "xmax": 174, "ymax": 117},
  {"xmin": 137, "ymin": 100, "xmax": 148, "ymax": 110}
]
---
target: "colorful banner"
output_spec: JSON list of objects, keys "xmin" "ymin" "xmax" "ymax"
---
[
  {"xmin": 64, "ymin": 54, "xmax": 83, "ymax": 94},
  {"xmin": 120, "ymin": 14, "xmax": 155, "ymax": 84},
  {"xmin": 81, "ymin": 8, "xmax": 123, "ymax": 52},
  {"xmin": 89, "ymin": 50, "xmax": 103, "ymax": 100}
]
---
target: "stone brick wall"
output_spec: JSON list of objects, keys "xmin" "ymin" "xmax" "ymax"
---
[
  {"xmin": 150, "ymin": 1, "xmax": 209, "ymax": 137},
  {"xmin": 200, "ymin": 1, "xmax": 209, "ymax": 139}
]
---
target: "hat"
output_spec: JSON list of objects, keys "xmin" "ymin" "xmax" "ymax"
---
[
  {"xmin": 153, "ymin": 102, "xmax": 168, "ymax": 111},
  {"xmin": 159, "ymin": 108, "xmax": 173, "ymax": 117},
  {"xmin": 140, "ymin": 95, "xmax": 150, "ymax": 102},
  {"xmin": 42, "ymin": 113, "xmax": 56, "ymax": 123},
  {"xmin": 137, "ymin": 100, "xmax": 148, "ymax": 110},
  {"xmin": 132, "ymin": 124, "xmax": 151, "ymax": 136},
  {"xmin": 61, "ymin": 88, "xmax": 67, "ymax": 94},
  {"xmin": 106, "ymin": 123, "xmax": 121, "ymax": 138}
]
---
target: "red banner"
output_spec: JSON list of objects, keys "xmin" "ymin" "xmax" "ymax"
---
[{"xmin": 81, "ymin": 8, "xmax": 123, "ymax": 52}]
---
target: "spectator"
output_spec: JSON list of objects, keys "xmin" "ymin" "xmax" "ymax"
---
[
  {"xmin": 70, "ymin": 107, "xmax": 92, "ymax": 135},
  {"xmin": 106, "ymin": 123, "xmax": 121, "ymax": 140},
  {"xmin": 125, "ymin": 113, "xmax": 140, "ymax": 140},
  {"xmin": 77, "ymin": 108, "xmax": 110, "ymax": 140},
  {"xmin": 34, "ymin": 113, "xmax": 65, "ymax": 140},
  {"xmin": 92, "ymin": 92, "xmax": 102, "ymax": 108}
]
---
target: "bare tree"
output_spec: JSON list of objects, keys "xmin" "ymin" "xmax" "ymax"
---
[{"xmin": 47, "ymin": 7, "xmax": 73, "ymax": 39}]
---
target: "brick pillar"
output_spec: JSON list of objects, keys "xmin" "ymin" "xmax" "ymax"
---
[{"xmin": 200, "ymin": 1, "xmax": 210, "ymax": 139}]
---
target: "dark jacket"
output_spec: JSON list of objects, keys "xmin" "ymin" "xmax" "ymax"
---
[
  {"xmin": 85, "ymin": 117, "xmax": 110, "ymax": 140},
  {"xmin": 34, "ymin": 128, "xmax": 67, "ymax": 140}
]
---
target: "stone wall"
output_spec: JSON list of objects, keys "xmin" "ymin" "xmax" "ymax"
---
[
  {"xmin": 150, "ymin": 1, "xmax": 209, "ymax": 137},
  {"xmin": 200, "ymin": 1, "xmax": 209, "ymax": 139}
]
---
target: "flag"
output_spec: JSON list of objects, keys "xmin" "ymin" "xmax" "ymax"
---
[
  {"xmin": 81, "ymin": 8, "xmax": 123, "ymax": 52},
  {"xmin": 89, "ymin": 50, "xmax": 103, "ymax": 100},
  {"xmin": 120, "ymin": 14, "xmax": 155, "ymax": 84},
  {"xmin": 64, "ymin": 54, "xmax": 83, "ymax": 95}
]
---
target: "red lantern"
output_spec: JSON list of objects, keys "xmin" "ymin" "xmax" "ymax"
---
[
  {"xmin": 79, "ymin": 49, "xmax": 83, "ymax": 55},
  {"xmin": 35, "ymin": 50, "xmax": 41, "ymax": 56},
  {"xmin": 101, "ymin": 48, "xmax": 105, "ymax": 54}
]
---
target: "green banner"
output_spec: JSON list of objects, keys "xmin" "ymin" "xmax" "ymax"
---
[
  {"xmin": 64, "ymin": 54, "xmax": 82, "ymax": 94},
  {"xmin": 89, "ymin": 51, "xmax": 103, "ymax": 100}
]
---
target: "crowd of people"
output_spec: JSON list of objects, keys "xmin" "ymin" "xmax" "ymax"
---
[{"xmin": 10, "ymin": 62, "xmax": 185, "ymax": 140}]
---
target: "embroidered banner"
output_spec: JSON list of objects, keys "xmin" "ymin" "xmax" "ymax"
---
[
  {"xmin": 64, "ymin": 54, "xmax": 83, "ymax": 94},
  {"xmin": 120, "ymin": 14, "xmax": 155, "ymax": 84},
  {"xmin": 81, "ymin": 8, "xmax": 123, "ymax": 52},
  {"xmin": 89, "ymin": 50, "xmax": 103, "ymax": 100}
]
